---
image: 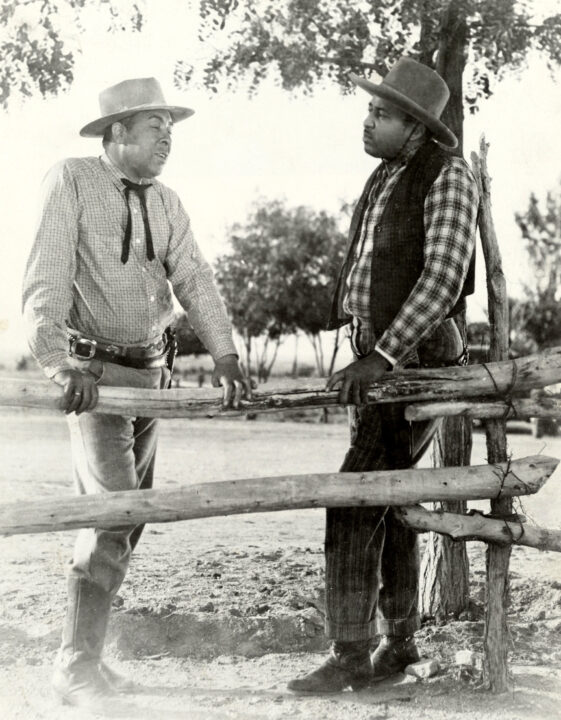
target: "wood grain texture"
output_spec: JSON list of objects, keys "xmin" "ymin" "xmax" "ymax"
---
[{"xmin": 0, "ymin": 455, "xmax": 554, "ymax": 537}]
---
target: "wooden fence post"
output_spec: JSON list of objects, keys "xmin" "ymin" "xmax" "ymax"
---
[{"xmin": 472, "ymin": 136, "xmax": 511, "ymax": 692}]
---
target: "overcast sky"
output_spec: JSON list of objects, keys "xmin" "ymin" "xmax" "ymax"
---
[{"xmin": 1, "ymin": 0, "xmax": 561, "ymax": 366}]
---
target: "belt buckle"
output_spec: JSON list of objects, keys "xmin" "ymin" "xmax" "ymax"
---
[{"xmin": 70, "ymin": 337, "xmax": 97, "ymax": 360}]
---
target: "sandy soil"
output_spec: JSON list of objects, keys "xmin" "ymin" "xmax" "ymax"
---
[{"xmin": 1, "ymin": 404, "xmax": 561, "ymax": 719}]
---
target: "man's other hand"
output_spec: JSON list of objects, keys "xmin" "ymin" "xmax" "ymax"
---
[
  {"xmin": 53, "ymin": 369, "xmax": 99, "ymax": 415},
  {"xmin": 326, "ymin": 352, "xmax": 390, "ymax": 406},
  {"xmin": 211, "ymin": 354, "xmax": 252, "ymax": 409}
]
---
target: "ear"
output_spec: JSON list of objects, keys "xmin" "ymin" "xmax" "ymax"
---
[
  {"xmin": 410, "ymin": 122, "xmax": 428, "ymax": 143},
  {"xmin": 111, "ymin": 121, "xmax": 128, "ymax": 143}
]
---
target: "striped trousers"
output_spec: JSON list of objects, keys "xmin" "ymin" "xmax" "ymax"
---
[
  {"xmin": 324, "ymin": 317, "xmax": 465, "ymax": 641},
  {"xmin": 325, "ymin": 402, "xmax": 438, "ymax": 641}
]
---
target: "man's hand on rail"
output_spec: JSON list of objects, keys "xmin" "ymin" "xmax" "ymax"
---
[
  {"xmin": 326, "ymin": 352, "xmax": 391, "ymax": 406},
  {"xmin": 211, "ymin": 354, "xmax": 253, "ymax": 409},
  {"xmin": 53, "ymin": 369, "xmax": 99, "ymax": 415}
]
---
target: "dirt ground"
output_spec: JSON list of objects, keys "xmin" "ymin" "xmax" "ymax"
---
[{"xmin": 1, "ymin": 402, "xmax": 561, "ymax": 719}]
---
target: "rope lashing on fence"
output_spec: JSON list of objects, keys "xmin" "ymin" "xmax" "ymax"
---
[
  {"xmin": 490, "ymin": 454, "xmax": 528, "ymax": 543},
  {"xmin": 481, "ymin": 359, "xmax": 519, "ymax": 420},
  {"xmin": 403, "ymin": 349, "xmax": 561, "ymax": 421}
]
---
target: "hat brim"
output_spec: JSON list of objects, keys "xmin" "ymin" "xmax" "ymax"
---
[
  {"xmin": 79, "ymin": 104, "xmax": 195, "ymax": 138},
  {"xmin": 350, "ymin": 73, "xmax": 458, "ymax": 149}
]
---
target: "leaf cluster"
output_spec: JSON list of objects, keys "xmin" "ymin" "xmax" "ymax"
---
[
  {"xmin": 0, "ymin": 0, "xmax": 143, "ymax": 107},
  {"xmin": 181, "ymin": 0, "xmax": 561, "ymax": 113}
]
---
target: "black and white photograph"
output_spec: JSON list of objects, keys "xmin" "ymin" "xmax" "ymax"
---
[{"xmin": 1, "ymin": 1, "xmax": 561, "ymax": 718}]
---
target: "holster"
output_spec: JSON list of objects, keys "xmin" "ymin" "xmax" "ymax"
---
[{"xmin": 164, "ymin": 327, "xmax": 178, "ymax": 378}]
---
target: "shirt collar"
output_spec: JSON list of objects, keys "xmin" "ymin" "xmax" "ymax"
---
[
  {"xmin": 100, "ymin": 153, "xmax": 150, "ymax": 191},
  {"xmin": 382, "ymin": 138, "xmax": 429, "ymax": 177}
]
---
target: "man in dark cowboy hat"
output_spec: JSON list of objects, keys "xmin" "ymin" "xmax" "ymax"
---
[
  {"xmin": 22, "ymin": 77, "xmax": 249, "ymax": 709},
  {"xmin": 288, "ymin": 57, "xmax": 479, "ymax": 694}
]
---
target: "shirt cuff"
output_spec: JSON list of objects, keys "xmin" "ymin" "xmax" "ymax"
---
[
  {"xmin": 374, "ymin": 344, "xmax": 397, "ymax": 368},
  {"xmin": 42, "ymin": 362, "xmax": 71, "ymax": 379},
  {"xmin": 205, "ymin": 336, "xmax": 238, "ymax": 363},
  {"xmin": 215, "ymin": 352, "xmax": 239, "ymax": 362}
]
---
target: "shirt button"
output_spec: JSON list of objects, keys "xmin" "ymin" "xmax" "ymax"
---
[
  {"xmin": 142, "ymin": 267, "xmax": 147, "ymax": 273},
  {"xmin": 135, "ymin": 238, "xmax": 141, "ymax": 244},
  {"xmin": 133, "ymin": 208, "xmax": 138, "ymax": 214},
  {"xmin": 150, "ymin": 295, "xmax": 155, "ymax": 302}
]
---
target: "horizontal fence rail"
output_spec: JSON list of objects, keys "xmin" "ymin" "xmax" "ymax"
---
[
  {"xmin": 406, "ymin": 396, "xmax": 561, "ymax": 421},
  {"xmin": 0, "ymin": 455, "xmax": 555, "ymax": 536},
  {"xmin": 396, "ymin": 505, "xmax": 561, "ymax": 553},
  {"xmin": 3, "ymin": 347, "xmax": 561, "ymax": 419}
]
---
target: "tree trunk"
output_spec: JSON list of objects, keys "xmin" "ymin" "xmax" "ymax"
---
[
  {"xmin": 292, "ymin": 332, "xmax": 299, "ymax": 378},
  {"xmin": 435, "ymin": 0, "xmax": 467, "ymax": 155},
  {"xmin": 420, "ymin": 0, "xmax": 471, "ymax": 622},
  {"xmin": 244, "ymin": 334, "xmax": 253, "ymax": 379},
  {"xmin": 327, "ymin": 326, "xmax": 341, "ymax": 377},
  {"xmin": 420, "ymin": 409, "xmax": 471, "ymax": 620}
]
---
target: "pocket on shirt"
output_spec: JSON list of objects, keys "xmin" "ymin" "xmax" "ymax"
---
[{"xmin": 90, "ymin": 230, "xmax": 125, "ymax": 263}]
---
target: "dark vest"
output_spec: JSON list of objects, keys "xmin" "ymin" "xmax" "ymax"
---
[{"xmin": 327, "ymin": 141, "xmax": 476, "ymax": 333}]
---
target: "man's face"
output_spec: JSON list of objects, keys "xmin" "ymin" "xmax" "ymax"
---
[
  {"xmin": 362, "ymin": 96, "xmax": 415, "ymax": 160},
  {"xmin": 117, "ymin": 110, "xmax": 173, "ymax": 180}
]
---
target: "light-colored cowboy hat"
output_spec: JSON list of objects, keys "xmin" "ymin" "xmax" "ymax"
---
[
  {"xmin": 350, "ymin": 57, "xmax": 457, "ymax": 149},
  {"xmin": 80, "ymin": 77, "xmax": 194, "ymax": 137}
]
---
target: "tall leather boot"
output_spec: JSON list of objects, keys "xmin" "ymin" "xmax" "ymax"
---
[
  {"xmin": 370, "ymin": 634, "xmax": 420, "ymax": 680},
  {"xmin": 287, "ymin": 640, "xmax": 373, "ymax": 694},
  {"xmin": 52, "ymin": 576, "xmax": 116, "ymax": 709}
]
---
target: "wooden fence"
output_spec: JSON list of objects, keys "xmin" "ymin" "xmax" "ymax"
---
[{"xmin": 2, "ymin": 138, "xmax": 559, "ymax": 694}]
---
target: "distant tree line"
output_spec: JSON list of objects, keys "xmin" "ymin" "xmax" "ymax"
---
[
  {"xmin": 174, "ymin": 198, "xmax": 346, "ymax": 381},
  {"xmin": 173, "ymin": 180, "xmax": 561, "ymax": 385}
]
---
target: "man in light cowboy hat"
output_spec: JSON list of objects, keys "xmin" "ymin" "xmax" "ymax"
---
[
  {"xmin": 288, "ymin": 57, "xmax": 479, "ymax": 694},
  {"xmin": 23, "ymin": 77, "xmax": 249, "ymax": 708}
]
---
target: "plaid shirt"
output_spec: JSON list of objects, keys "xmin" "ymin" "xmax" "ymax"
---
[
  {"xmin": 343, "ymin": 144, "xmax": 479, "ymax": 365},
  {"xmin": 22, "ymin": 155, "xmax": 237, "ymax": 377}
]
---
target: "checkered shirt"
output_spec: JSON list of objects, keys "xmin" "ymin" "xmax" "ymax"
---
[
  {"xmin": 22, "ymin": 155, "xmax": 237, "ymax": 377},
  {"xmin": 343, "ymin": 147, "xmax": 479, "ymax": 365}
]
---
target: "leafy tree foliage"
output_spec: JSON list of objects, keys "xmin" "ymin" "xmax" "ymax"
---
[
  {"xmin": 512, "ymin": 189, "xmax": 561, "ymax": 351},
  {"xmin": 4, "ymin": 1, "xmax": 560, "ymax": 115},
  {"xmin": 214, "ymin": 198, "xmax": 346, "ymax": 380},
  {"xmin": 182, "ymin": 0, "xmax": 561, "ymax": 115},
  {"xmin": 0, "ymin": 0, "xmax": 143, "ymax": 108}
]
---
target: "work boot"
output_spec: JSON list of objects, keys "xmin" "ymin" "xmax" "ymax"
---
[
  {"xmin": 370, "ymin": 635, "xmax": 420, "ymax": 680},
  {"xmin": 287, "ymin": 640, "xmax": 373, "ymax": 694},
  {"xmin": 52, "ymin": 576, "xmax": 116, "ymax": 710},
  {"xmin": 99, "ymin": 660, "xmax": 135, "ymax": 693}
]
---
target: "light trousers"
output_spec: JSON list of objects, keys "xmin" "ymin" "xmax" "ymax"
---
[{"xmin": 66, "ymin": 360, "xmax": 170, "ymax": 594}]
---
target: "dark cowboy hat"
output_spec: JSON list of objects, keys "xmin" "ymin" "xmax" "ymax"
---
[
  {"xmin": 80, "ymin": 77, "xmax": 194, "ymax": 137},
  {"xmin": 350, "ymin": 57, "xmax": 457, "ymax": 149}
]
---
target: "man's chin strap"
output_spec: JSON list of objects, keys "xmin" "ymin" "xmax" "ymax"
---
[{"xmin": 388, "ymin": 121, "xmax": 424, "ymax": 167}]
